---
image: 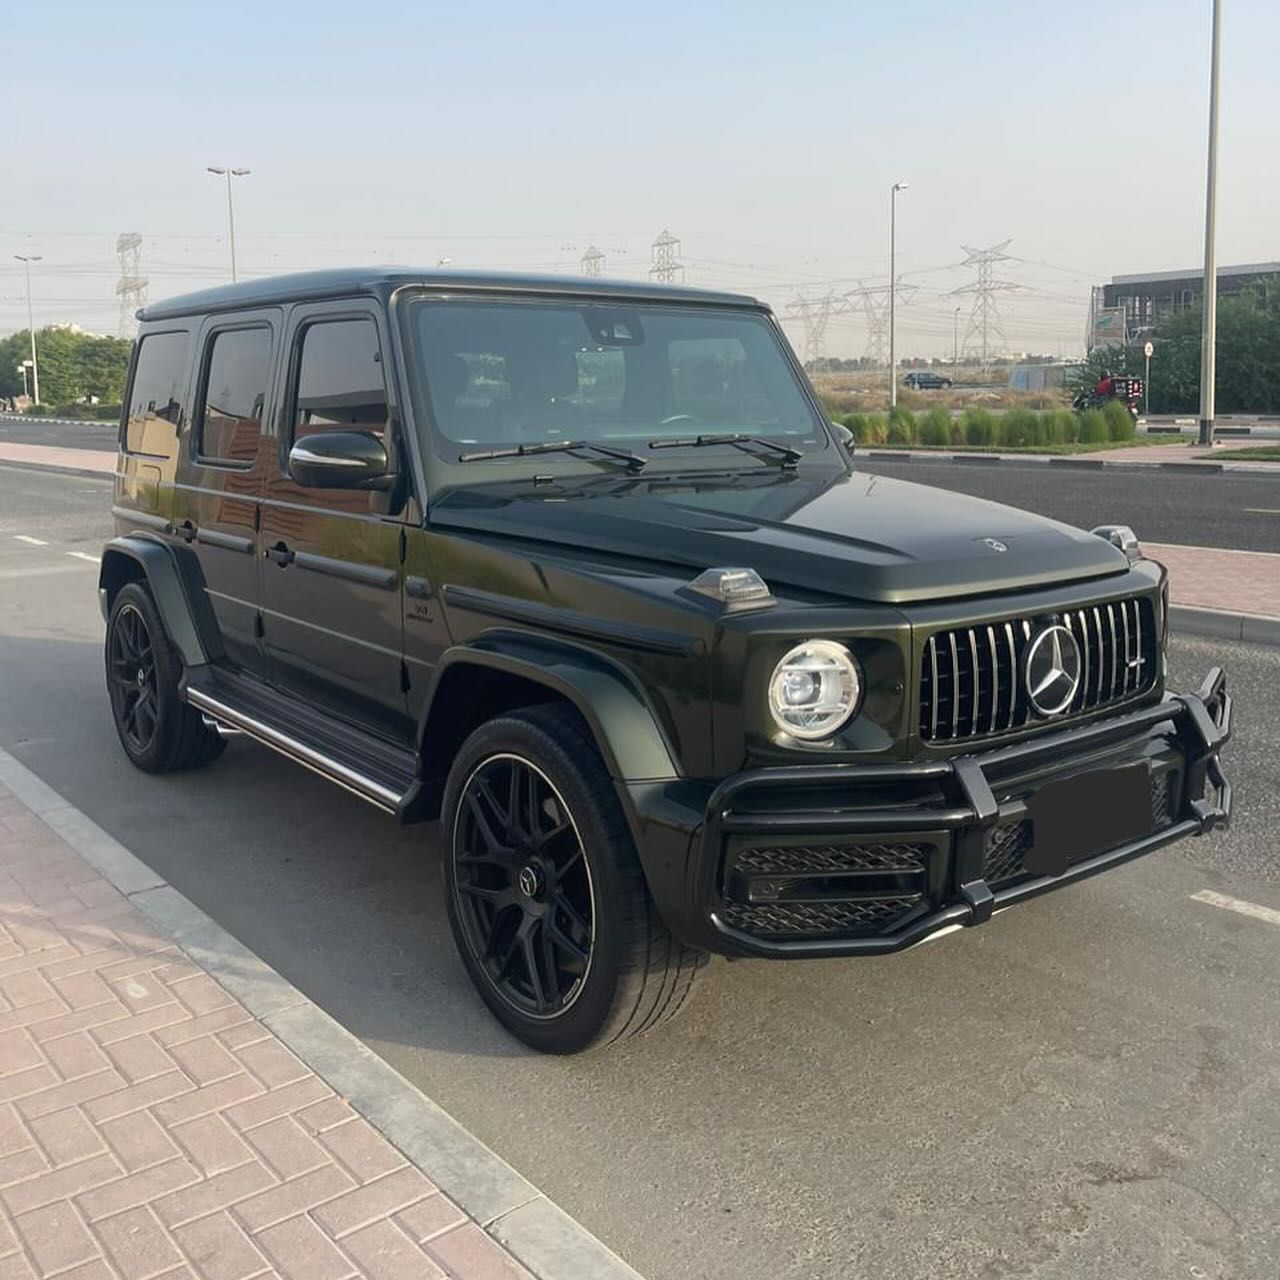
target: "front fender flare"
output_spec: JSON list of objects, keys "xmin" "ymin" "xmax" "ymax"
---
[
  {"xmin": 98, "ymin": 535, "xmax": 222, "ymax": 668},
  {"xmin": 421, "ymin": 631, "xmax": 681, "ymax": 784}
]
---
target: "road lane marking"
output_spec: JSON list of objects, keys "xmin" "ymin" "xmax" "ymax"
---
[
  {"xmin": 1191, "ymin": 889, "xmax": 1280, "ymax": 928},
  {"xmin": 66, "ymin": 552, "xmax": 99, "ymax": 564},
  {"xmin": 13, "ymin": 535, "xmax": 47, "ymax": 546},
  {"xmin": 1243, "ymin": 508, "xmax": 1280, "ymax": 515}
]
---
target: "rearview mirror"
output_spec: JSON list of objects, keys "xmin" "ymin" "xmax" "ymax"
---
[
  {"xmin": 288, "ymin": 431, "xmax": 392, "ymax": 490},
  {"xmin": 829, "ymin": 421, "xmax": 855, "ymax": 451}
]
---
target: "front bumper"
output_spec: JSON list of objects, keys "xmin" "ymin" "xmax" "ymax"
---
[{"xmin": 690, "ymin": 668, "xmax": 1231, "ymax": 958}]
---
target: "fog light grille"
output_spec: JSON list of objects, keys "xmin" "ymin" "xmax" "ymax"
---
[
  {"xmin": 734, "ymin": 843, "xmax": 928, "ymax": 875},
  {"xmin": 722, "ymin": 897, "xmax": 921, "ymax": 938}
]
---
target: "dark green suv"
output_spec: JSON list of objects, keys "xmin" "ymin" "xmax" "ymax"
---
[{"xmin": 102, "ymin": 268, "xmax": 1232, "ymax": 1053}]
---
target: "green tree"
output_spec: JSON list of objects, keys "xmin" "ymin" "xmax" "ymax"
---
[
  {"xmin": 0, "ymin": 327, "xmax": 132, "ymax": 405},
  {"xmin": 1145, "ymin": 280, "xmax": 1280, "ymax": 413}
]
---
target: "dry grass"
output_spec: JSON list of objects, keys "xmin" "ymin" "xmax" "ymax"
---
[{"xmin": 810, "ymin": 369, "xmax": 1070, "ymax": 415}]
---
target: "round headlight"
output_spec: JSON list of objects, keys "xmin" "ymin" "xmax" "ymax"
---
[{"xmin": 768, "ymin": 640, "xmax": 862, "ymax": 740}]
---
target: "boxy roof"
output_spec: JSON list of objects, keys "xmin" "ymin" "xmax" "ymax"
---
[{"xmin": 138, "ymin": 267, "xmax": 761, "ymax": 322}]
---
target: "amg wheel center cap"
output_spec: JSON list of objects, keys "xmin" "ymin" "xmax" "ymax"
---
[
  {"xmin": 518, "ymin": 864, "xmax": 543, "ymax": 899},
  {"xmin": 136, "ymin": 668, "xmax": 147, "ymax": 688},
  {"xmin": 1023, "ymin": 623, "xmax": 1082, "ymax": 716}
]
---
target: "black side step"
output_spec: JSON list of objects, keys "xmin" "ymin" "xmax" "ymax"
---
[{"xmin": 184, "ymin": 668, "xmax": 417, "ymax": 815}]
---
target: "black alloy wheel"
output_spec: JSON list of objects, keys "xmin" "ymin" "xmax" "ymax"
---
[
  {"xmin": 104, "ymin": 582, "xmax": 225, "ymax": 774},
  {"xmin": 107, "ymin": 603, "xmax": 159, "ymax": 754},
  {"xmin": 452, "ymin": 753, "xmax": 595, "ymax": 1019}
]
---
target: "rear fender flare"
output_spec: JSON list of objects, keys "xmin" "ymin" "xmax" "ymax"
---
[{"xmin": 98, "ymin": 535, "xmax": 222, "ymax": 668}]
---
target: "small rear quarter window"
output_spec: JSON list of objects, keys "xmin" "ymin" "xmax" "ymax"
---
[{"xmin": 125, "ymin": 330, "xmax": 190, "ymax": 456}]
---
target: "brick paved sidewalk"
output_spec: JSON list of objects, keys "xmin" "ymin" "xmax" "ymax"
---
[
  {"xmin": 0, "ymin": 781, "xmax": 532, "ymax": 1280},
  {"xmin": 0, "ymin": 443, "xmax": 114, "ymax": 474},
  {"xmin": 1148, "ymin": 542, "xmax": 1280, "ymax": 620}
]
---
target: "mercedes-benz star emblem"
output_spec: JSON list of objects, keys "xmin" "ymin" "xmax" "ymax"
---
[
  {"xmin": 982, "ymin": 538, "xmax": 1008, "ymax": 553},
  {"xmin": 1023, "ymin": 624, "xmax": 1082, "ymax": 717}
]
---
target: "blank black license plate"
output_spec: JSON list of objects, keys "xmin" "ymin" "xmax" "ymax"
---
[{"xmin": 1024, "ymin": 762, "xmax": 1152, "ymax": 877}]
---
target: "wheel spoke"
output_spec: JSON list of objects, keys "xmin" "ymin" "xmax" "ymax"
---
[
  {"xmin": 553, "ymin": 891, "xmax": 590, "ymax": 939},
  {"xmin": 539, "ymin": 920, "xmax": 564, "ymax": 1004},
  {"xmin": 553, "ymin": 844, "xmax": 582, "ymax": 875},
  {"xmin": 506, "ymin": 762, "xmax": 525, "ymax": 839},
  {"xmin": 465, "ymin": 788, "xmax": 508, "ymax": 857},
  {"xmin": 548, "ymin": 917, "xmax": 589, "ymax": 965},
  {"xmin": 134, "ymin": 692, "xmax": 157, "ymax": 739},
  {"xmin": 520, "ymin": 920, "xmax": 551, "ymax": 1013},
  {"xmin": 459, "ymin": 882, "xmax": 511, "ymax": 906}
]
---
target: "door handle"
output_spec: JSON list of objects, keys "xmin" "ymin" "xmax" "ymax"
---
[
  {"xmin": 265, "ymin": 541, "xmax": 294, "ymax": 567},
  {"xmin": 178, "ymin": 520, "xmax": 197, "ymax": 543}
]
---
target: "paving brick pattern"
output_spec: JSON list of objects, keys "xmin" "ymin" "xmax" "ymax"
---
[
  {"xmin": 0, "ymin": 783, "xmax": 532, "ymax": 1280},
  {"xmin": 1147, "ymin": 542, "xmax": 1280, "ymax": 619}
]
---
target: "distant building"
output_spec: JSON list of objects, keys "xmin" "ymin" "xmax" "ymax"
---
[
  {"xmin": 1008, "ymin": 362, "xmax": 1080, "ymax": 392},
  {"xmin": 1087, "ymin": 261, "xmax": 1280, "ymax": 351}
]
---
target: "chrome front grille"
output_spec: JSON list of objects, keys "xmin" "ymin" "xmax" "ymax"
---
[{"xmin": 920, "ymin": 597, "xmax": 1157, "ymax": 743}]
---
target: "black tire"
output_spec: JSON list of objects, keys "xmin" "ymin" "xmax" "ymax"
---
[
  {"xmin": 105, "ymin": 582, "xmax": 225, "ymax": 774},
  {"xmin": 441, "ymin": 703, "xmax": 705, "ymax": 1054}
]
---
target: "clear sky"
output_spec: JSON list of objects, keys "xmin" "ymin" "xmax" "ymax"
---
[{"xmin": 5, "ymin": 0, "xmax": 1278, "ymax": 359}]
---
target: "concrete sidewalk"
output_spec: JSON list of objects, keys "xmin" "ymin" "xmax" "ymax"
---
[
  {"xmin": 0, "ymin": 760, "xmax": 633, "ymax": 1280},
  {"xmin": 0, "ymin": 444, "xmax": 114, "ymax": 476}
]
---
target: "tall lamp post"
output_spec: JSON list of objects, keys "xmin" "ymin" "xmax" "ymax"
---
[
  {"xmin": 13, "ymin": 255, "xmax": 41, "ymax": 406},
  {"xmin": 207, "ymin": 166, "xmax": 251, "ymax": 282},
  {"xmin": 953, "ymin": 306, "xmax": 961, "ymax": 369},
  {"xmin": 888, "ymin": 181, "xmax": 908, "ymax": 410},
  {"xmin": 1197, "ymin": 0, "xmax": 1222, "ymax": 447}
]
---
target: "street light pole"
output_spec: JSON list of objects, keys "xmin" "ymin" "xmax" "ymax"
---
[
  {"xmin": 207, "ymin": 166, "xmax": 251, "ymax": 282},
  {"xmin": 1197, "ymin": 0, "xmax": 1222, "ymax": 447},
  {"xmin": 953, "ymin": 306, "xmax": 961, "ymax": 369},
  {"xmin": 13, "ymin": 255, "xmax": 42, "ymax": 406},
  {"xmin": 888, "ymin": 181, "xmax": 908, "ymax": 410}
]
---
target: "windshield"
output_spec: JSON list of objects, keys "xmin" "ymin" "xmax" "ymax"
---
[{"xmin": 408, "ymin": 298, "xmax": 827, "ymax": 463}]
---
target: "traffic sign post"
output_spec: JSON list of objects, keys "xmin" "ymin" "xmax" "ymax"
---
[{"xmin": 1144, "ymin": 340, "xmax": 1153, "ymax": 418}]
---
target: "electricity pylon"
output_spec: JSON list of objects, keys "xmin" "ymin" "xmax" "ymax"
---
[{"xmin": 953, "ymin": 240, "xmax": 1018, "ymax": 367}]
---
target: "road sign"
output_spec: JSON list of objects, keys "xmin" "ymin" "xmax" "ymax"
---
[{"xmin": 1144, "ymin": 341, "xmax": 1154, "ymax": 358}]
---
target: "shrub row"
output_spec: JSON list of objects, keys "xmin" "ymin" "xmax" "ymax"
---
[{"xmin": 835, "ymin": 402, "xmax": 1135, "ymax": 449}]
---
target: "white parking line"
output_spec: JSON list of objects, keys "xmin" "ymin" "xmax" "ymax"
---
[
  {"xmin": 66, "ymin": 551, "xmax": 100, "ymax": 564},
  {"xmin": 1191, "ymin": 889, "xmax": 1280, "ymax": 928},
  {"xmin": 13, "ymin": 535, "xmax": 47, "ymax": 546}
]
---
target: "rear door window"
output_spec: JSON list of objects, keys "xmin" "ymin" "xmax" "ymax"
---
[
  {"xmin": 196, "ymin": 327, "xmax": 272, "ymax": 466},
  {"xmin": 125, "ymin": 330, "xmax": 190, "ymax": 455}
]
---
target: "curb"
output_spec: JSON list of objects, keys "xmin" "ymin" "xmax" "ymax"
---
[
  {"xmin": 0, "ymin": 457, "xmax": 115, "ymax": 481},
  {"xmin": 856, "ymin": 449, "xmax": 1250, "ymax": 474},
  {"xmin": 1169, "ymin": 604, "xmax": 1280, "ymax": 647},
  {"xmin": 0, "ymin": 745, "xmax": 643, "ymax": 1280},
  {"xmin": 0, "ymin": 414, "xmax": 118, "ymax": 428}
]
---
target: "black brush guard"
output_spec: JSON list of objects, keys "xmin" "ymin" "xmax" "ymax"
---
[{"xmin": 699, "ymin": 669, "xmax": 1232, "ymax": 958}]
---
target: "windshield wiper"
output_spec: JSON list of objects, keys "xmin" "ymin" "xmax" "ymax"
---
[
  {"xmin": 647, "ymin": 433, "xmax": 803, "ymax": 468},
  {"xmin": 458, "ymin": 439, "xmax": 647, "ymax": 473}
]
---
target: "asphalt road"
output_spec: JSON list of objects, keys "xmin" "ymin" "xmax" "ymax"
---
[
  {"xmin": 0, "ymin": 413, "xmax": 117, "ymax": 451},
  {"xmin": 854, "ymin": 457, "xmax": 1280, "ymax": 554},
  {"xmin": 3, "ymin": 465, "xmax": 1280, "ymax": 1280}
]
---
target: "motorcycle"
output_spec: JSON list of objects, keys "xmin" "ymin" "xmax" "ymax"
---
[{"xmin": 1073, "ymin": 375, "xmax": 1143, "ymax": 421}]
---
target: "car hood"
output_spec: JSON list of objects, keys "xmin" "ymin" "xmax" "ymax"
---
[{"xmin": 429, "ymin": 466, "xmax": 1129, "ymax": 604}]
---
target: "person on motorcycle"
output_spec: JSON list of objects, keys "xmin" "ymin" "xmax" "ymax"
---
[{"xmin": 1094, "ymin": 369, "xmax": 1114, "ymax": 399}]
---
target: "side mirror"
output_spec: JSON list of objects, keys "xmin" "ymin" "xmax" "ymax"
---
[
  {"xmin": 288, "ymin": 431, "xmax": 392, "ymax": 490},
  {"xmin": 829, "ymin": 421, "xmax": 855, "ymax": 452}
]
